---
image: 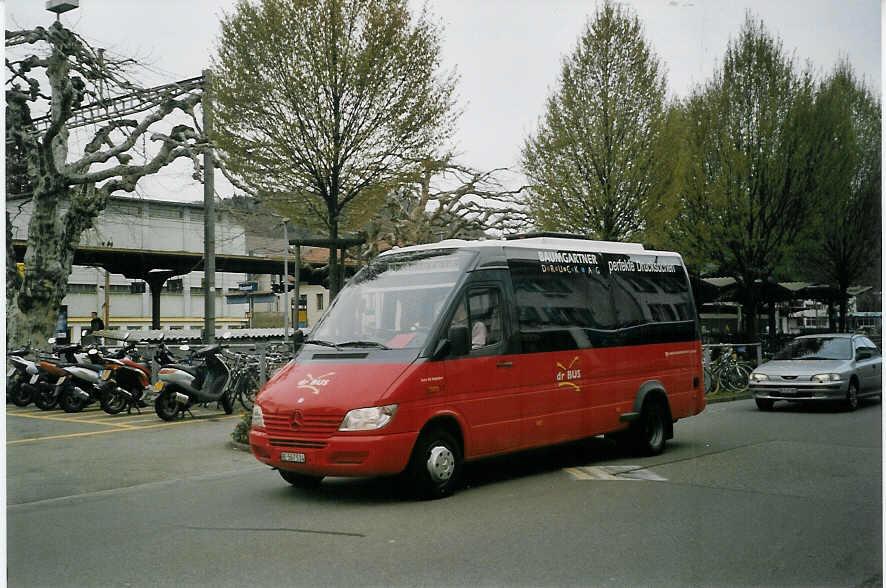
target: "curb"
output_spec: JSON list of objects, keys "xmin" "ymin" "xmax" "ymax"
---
[
  {"xmin": 706, "ymin": 392, "xmax": 752, "ymax": 404},
  {"xmin": 230, "ymin": 440, "xmax": 251, "ymax": 452}
]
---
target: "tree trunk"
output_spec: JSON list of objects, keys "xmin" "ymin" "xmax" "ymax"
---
[
  {"xmin": 8, "ymin": 184, "xmax": 74, "ymax": 349},
  {"xmin": 328, "ymin": 212, "xmax": 341, "ymax": 300}
]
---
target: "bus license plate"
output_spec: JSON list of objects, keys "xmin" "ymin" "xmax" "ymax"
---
[{"xmin": 280, "ymin": 452, "xmax": 306, "ymax": 463}]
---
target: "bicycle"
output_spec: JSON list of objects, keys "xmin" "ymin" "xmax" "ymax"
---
[
  {"xmin": 704, "ymin": 346, "xmax": 753, "ymax": 395},
  {"xmin": 224, "ymin": 349, "xmax": 262, "ymax": 411}
]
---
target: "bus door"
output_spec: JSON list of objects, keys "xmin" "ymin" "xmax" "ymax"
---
[{"xmin": 441, "ymin": 280, "xmax": 522, "ymax": 457}]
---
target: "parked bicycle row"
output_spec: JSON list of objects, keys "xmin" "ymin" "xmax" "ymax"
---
[
  {"xmin": 6, "ymin": 332, "xmax": 292, "ymax": 420},
  {"xmin": 703, "ymin": 344, "xmax": 755, "ymax": 395}
]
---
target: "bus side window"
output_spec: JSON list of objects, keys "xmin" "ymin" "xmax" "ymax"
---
[{"xmin": 451, "ymin": 288, "xmax": 502, "ymax": 351}]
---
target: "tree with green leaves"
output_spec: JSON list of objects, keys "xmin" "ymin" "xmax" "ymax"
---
[
  {"xmin": 669, "ymin": 14, "xmax": 839, "ymax": 341},
  {"xmin": 212, "ymin": 0, "xmax": 458, "ymax": 298},
  {"xmin": 521, "ymin": 0, "xmax": 674, "ymax": 242},
  {"xmin": 791, "ymin": 61, "xmax": 881, "ymax": 331}
]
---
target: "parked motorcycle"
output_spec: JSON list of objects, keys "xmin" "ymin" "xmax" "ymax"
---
[
  {"xmin": 152, "ymin": 340, "xmax": 235, "ymax": 421},
  {"xmin": 98, "ymin": 334, "xmax": 154, "ymax": 415},
  {"xmin": 56, "ymin": 336, "xmax": 120, "ymax": 413},
  {"xmin": 23, "ymin": 340, "xmax": 90, "ymax": 411},
  {"xmin": 7, "ymin": 346, "xmax": 37, "ymax": 407}
]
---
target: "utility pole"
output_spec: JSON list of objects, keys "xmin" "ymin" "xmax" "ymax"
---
[
  {"xmin": 283, "ymin": 219, "xmax": 290, "ymax": 346},
  {"xmin": 202, "ymin": 69, "xmax": 216, "ymax": 343},
  {"xmin": 103, "ymin": 269, "xmax": 110, "ymax": 328}
]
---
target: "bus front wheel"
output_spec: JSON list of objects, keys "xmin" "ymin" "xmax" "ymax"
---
[{"xmin": 406, "ymin": 428, "xmax": 462, "ymax": 500}]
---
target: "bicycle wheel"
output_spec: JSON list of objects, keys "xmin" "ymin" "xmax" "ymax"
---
[
  {"xmin": 722, "ymin": 364, "xmax": 749, "ymax": 393},
  {"xmin": 238, "ymin": 369, "xmax": 260, "ymax": 411},
  {"xmin": 703, "ymin": 365, "xmax": 714, "ymax": 395}
]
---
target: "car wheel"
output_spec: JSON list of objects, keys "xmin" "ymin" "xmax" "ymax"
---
[
  {"xmin": 755, "ymin": 398, "xmax": 774, "ymax": 411},
  {"xmin": 844, "ymin": 380, "xmax": 859, "ymax": 411}
]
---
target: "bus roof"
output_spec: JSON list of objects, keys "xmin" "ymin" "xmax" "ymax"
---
[{"xmin": 377, "ymin": 236, "xmax": 681, "ymax": 258}]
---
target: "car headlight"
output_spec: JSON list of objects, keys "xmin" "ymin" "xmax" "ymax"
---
[
  {"xmin": 252, "ymin": 404, "xmax": 265, "ymax": 428},
  {"xmin": 812, "ymin": 373, "xmax": 841, "ymax": 383},
  {"xmin": 750, "ymin": 372, "xmax": 769, "ymax": 382},
  {"xmin": 339, "ymin": 404, "xmax": 398, "ymax": 431}
]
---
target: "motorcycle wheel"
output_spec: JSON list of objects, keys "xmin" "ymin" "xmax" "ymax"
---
[
  {"xmin": 154, "ymin": 391, "xmax": 180, "ymax": 421},
  {"xmin": 34, "ymin": 384, "xmax": 58, "ymax": 411},
  {"xmin": 7, "ymin": 376, "xmax": 17, "ymax": 403},
  {"xmin": 11, "ymin": 378, "xmax": 33, "ymax": 407},
  {"xmin": 100, "ymin": 387, "xmax": 127, "ymax": 415},
  {"xmin": 59, "ymin": 385, "xmax": 87, "ymax": 413}
]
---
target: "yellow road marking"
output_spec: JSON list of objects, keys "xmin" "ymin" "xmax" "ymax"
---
[
  {"xmin": 7, "ymin": 414, "xmax": 239, "ymax": 445},
  {"xmin": 564, "ymin": 467, "xmax": 592, "ymax": 480},
  {"xmin": 8, "ymin": 412, "xmax": 136, "ymax": 428}
]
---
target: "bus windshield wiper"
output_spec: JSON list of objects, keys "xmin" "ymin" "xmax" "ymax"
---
[
  {"xmin": 304, "ymin": 339, "xmax": 337, "ymax": 348},
  {"xmin": 336, "ymin": 340, "xmax": 390, "ymax": 350}
]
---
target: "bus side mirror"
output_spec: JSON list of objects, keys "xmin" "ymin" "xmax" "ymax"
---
[{"xmin": 447, "ymin": 324, "xmax": 470, "ymax": 357}]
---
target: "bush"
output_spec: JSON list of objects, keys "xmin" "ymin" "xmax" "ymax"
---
[{"xmin": 232, "ymin": 411, "xmax": 252, "ymax": 444}]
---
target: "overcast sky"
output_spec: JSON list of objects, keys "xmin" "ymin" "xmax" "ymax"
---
[{"xmin": 4, "ymin": 0, "xmax": 881, "ymax": 201}]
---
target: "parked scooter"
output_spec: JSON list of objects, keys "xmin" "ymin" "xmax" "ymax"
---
[
  {"xmin": 152, "ymin": 337, "xmax": 235, "ymax": 421},
  {"xmin": 7, "ymin": 345, "xmax": 37, "ymax": 407},
  {"xmin": 98, "ymin": 334, "xmax": 154, "ymax": 415},
  {"xmin": 56, "ymin": 333, "xmax": 118, "ymax": 413},
  {"xmin": 26, "ymin": 339, "xmax": 89, "ymax": 411}
]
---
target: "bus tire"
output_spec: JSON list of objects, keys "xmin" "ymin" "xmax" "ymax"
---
[
  {"xmin": 631, "ymin": 399, "xmax": 667, "ymax": 456},
  {"xmin": 406, "ymin": 428, "xmax": 462, "ymax": 500}
]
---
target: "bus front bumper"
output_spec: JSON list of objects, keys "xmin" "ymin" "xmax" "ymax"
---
[{"xmin": 248, "ymin": 428, "xmax": 417, "ymax": 477}]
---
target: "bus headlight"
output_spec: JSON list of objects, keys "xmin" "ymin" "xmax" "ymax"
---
[
  {"xmin": 252, "ymin": 404, "xmax": 265, "ymax": 428},
  {"xmin": 339, "ymin": 404, "xmax": 398, "ymax": 431}
]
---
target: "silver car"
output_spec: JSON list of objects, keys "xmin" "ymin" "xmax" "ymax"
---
[{"xmin": 750, "ymin": 333, "xmax": 882, "ymax": 411}]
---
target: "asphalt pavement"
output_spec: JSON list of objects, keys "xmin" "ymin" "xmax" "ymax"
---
[{"xmin": 6, "ymin": 397, "xmax": 883, "ymax": 587}]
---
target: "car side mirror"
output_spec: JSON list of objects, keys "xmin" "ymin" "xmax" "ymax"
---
[
  {"xmin": 856, "ymin": 350, "xmax": 872, "ymax": 361},
  {"xmin": 446, "ymin": 324, "xmax": 470, "ymax": 357},
  {"xmin": 292, "ymin": 330, "xmax": 305, "ymax": 344}
]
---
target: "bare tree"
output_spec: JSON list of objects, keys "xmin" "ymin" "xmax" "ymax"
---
[
  {"xmin": 5, "ymin": 23, "xmax": 206, "ymax": 347},
  {"xmin": 356, "ymin": 155, "xmax": 529, "ymax": 259}
]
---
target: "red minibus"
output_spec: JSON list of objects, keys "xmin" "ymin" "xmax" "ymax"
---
[{"xmin": 249, "ymin": 234, "xmax": 706, "ymax": 498}]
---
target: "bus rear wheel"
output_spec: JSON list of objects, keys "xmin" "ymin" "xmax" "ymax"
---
[{"xmin": 631, "ymin": 399, "xmax": 667, "ymax": 456}]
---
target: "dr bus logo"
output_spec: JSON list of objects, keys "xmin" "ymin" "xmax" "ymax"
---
[
  {"xmin": 556, "ymin": 357, "xmax": 582, "ymax": 392},
  {"xmin": 297, "ymin": 372, "xmax": 335, "ymax": 395}
]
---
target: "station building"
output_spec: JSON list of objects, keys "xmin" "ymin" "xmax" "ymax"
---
[{"xmin": 7, "ymin": 195, "xmax": 332, "ymax": 341}]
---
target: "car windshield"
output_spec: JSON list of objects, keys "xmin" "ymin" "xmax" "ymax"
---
[
  {"xmin": 309, "ymin": 248, "xmax": 476, "ymax": 350},
  {"xmin": 774, "ymin": 337, "xmax": 852, "ymax": 361}
]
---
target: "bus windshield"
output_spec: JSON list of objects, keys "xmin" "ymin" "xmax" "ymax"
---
[{"xmin": 309, "ymin": 248, "xmax": 476, "ymax": 350}]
